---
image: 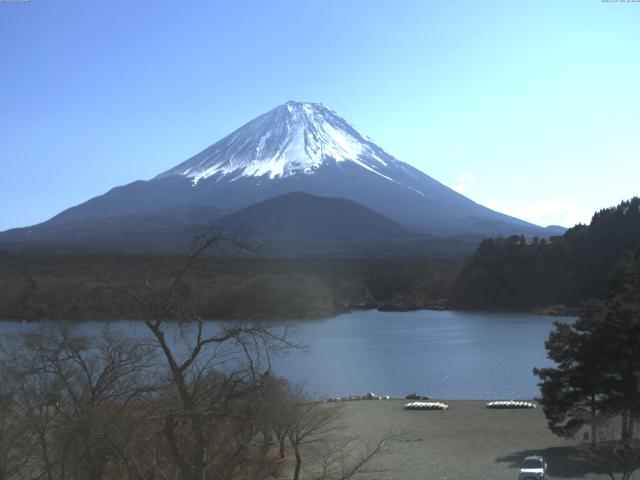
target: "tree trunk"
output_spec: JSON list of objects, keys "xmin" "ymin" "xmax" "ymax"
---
[
  {"xmin": 293, "ymin": 447, "xmax": 302, "ymax": 480},
  {"xmin": 276, "ymin": 431, "xmax": 286, "ymax": 458},
  {"xmin": 163, "ymin": 415, "xmax": 195, "ymax": 480},
  {"xmin": 38, "ymin": 432, "xmax": 54, "ymax": 480},
  {"xmin": 590, "ymin": 393, "xmax": 597, "ymax": 444},
  {"xmin": 621, "ymin": 410, "xmax": 630, "ymax": 445},
  {"xmin": 262, "ymin": 428, "xmax": 272, "ymax": 456}
]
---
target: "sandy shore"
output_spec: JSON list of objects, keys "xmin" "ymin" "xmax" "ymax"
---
[{"xmin": 328, "ymin": 400, "xmax": 609, "ymax": 480}]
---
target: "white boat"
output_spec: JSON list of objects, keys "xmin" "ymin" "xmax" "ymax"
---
[{"xmin": 404, "ymin": 401, "xmax": 449, "ymax": 410}]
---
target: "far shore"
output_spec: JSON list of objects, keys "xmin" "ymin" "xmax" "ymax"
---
[{"xmin": 0, "ymin": 304, "xmax": 581, "ymax": 323}]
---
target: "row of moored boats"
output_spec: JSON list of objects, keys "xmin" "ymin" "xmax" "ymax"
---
[
  {"xmin": 485, "ymin": 400, "xmax": 536, "ymax": 409},
  {"xmin": 327, "ymin": 393, "xmax": 392, "ymax": 402},
  {"xmin": 325, "ymin": 394, "xmax": 536, "ymax": 410},
  {"xmin": 405, "ymin": 400, "xmax": 537, "ymax": 411}
]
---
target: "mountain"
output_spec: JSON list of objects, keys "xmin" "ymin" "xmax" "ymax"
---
[
  {"xmin": 217, "ymin": 191, "xmax": 415, "ymax": 257},
  {"xmin": 543, "ymin": 225, "xmax": 567, "ymax": 236},
  {"xmin": 0, "ymin": 101, "xmax": 562, "ymax": 253},
  {"xmin": 218, "ymin": 191, "xmax": 412, "ymax": 239},
  {"xmin": 0, "ymin": 192, "xmax": 475, "ymax": 256},
  {"xmin": 0, "ymin": 211, "xmax": 221, "ymax": 253},
  {"xmin": 215, "ymin": 192, "xmax": 475, "ymax": 257}
]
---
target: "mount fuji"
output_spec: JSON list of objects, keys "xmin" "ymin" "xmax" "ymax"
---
[{"xmin": 0, "ymin": 101, "xmax": 562, "ymax": 254}]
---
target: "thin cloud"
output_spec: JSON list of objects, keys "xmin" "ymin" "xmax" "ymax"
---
[
  {"xmin": 458, "ymin": 171, "xmax": 474, "ymax": 182},
  {"xmin": 452, "ymin": 183, "xmax": 468, "ymax": 194},
  {"xmin": 482, "ymin": 198, "xmax": 584, "ymax": 227},
  {"xmin": 449, "ymin": 170, "xmax": 474, "ymax": 195}
]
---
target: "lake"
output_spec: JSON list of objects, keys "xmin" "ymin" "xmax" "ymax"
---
[{"xmin": 0, "ymin": 310, "xmax": 572, "ymax": 400}]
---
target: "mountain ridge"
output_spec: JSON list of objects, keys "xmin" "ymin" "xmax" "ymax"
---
[{"xmin": 0, "ymin": 192, "xmax": 478, "ymax": 257}]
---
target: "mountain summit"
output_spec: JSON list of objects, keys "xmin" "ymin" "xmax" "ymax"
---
[
  {"xmin": 0, "ymin": 101, "xmax": 562, "ymax": 253},
  {"xmin": 157, "ymin": 101, "xmax": 423, "ymax": 196}
]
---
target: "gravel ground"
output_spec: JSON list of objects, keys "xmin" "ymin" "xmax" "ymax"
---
[{"xmin": 327, "ymin": 400, "xmax": 611, "ymax": 480}]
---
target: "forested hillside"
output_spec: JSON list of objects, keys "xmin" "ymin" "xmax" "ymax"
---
[
  {"xmin": 451, "ymin": 197, "xmax": 640, "ymax": 310},
  {"xmin": 0, "ymin": 252, "xmax": 459, "ymax": 320}
]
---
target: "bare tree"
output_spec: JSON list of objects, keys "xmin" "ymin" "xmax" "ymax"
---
[
  {"xmin": 114, "ymin": 228, "xmax": 296, "ymax": 480},
  {"xmin": 311, "ymin": 435, "xmax": 391, "ymax": 480},
  {"xmin": 0, "ymin": 324, "xmax": 157, "ymax": 480},
  {"xmin": 285, "ymin": 394, "xmax": 340, "ymax": 480},
  {"xmin": 0, "ymin": 228, "xmax": 392, "ymax": 480},
  {"xmin": 1, "ymin": 345, "xmax": 62, "ymax": 480},
  {"xmin": 0, "ymin": 389, "xmax": 30, "ymax": 480},
  {"xmin": 282, "ymin": 386, "xmax": 395, "ymax": 480}
]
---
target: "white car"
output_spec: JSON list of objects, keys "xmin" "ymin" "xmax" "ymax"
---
[{"xmin": 518, "ymin": 455, "xmax": 547, "ymax": 480}]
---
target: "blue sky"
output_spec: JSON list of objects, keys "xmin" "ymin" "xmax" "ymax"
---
[{"xmin": 1, "ymin": 0, "xmax": 639, "ymax": 230}]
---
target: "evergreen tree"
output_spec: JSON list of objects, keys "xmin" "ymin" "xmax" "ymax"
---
[
  {"xmin": 534, "ymin": 249, "xmax": 640, "ymax": 446},
  {"xmin": 452, "ymin": 197, "xmax": 640, "ymax": 309}
]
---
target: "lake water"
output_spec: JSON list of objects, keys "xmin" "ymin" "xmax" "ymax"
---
[{"xmin": 0, "ymin": 310, "xmax": 572, "ymax": 400}]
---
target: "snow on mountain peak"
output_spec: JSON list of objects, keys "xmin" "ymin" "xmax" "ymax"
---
[{"xmin": 158, "ymin": 101, "xmax": 401, "ymax": 184}]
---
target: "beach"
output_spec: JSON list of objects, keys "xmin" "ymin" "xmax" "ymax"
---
[{"xmin": 328, "ymin": 400, "xmax": 608, "ymax": 480}]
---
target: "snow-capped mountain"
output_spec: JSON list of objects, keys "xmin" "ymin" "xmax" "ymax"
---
[
  {"xmin": 159, "ymin": 102, "xmax": 400, "ymax": 183},
  {"xmin": 156, "ymin": 101, "xmax": 428, "ymax": 200},
  {"xmin": 0, "ymin": 101, "xmax": 563, "ymax": 253}
]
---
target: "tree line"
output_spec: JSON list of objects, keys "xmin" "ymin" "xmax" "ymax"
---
[
  {"xmin": 451, "ymin": 197, "xmax": 640, "ymax": 310},
  {"xmin": 0, "ymin": 250, "xmax": 460, "ymax": 321}
]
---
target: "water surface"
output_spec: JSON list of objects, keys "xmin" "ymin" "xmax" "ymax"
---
[
  {"xmin": 270, "ymin": 310, "xmax": 568, "ymax": 399},
  {"xmin": 1, "ymin": 310, "xmax": 571, "ymax": 399}
]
